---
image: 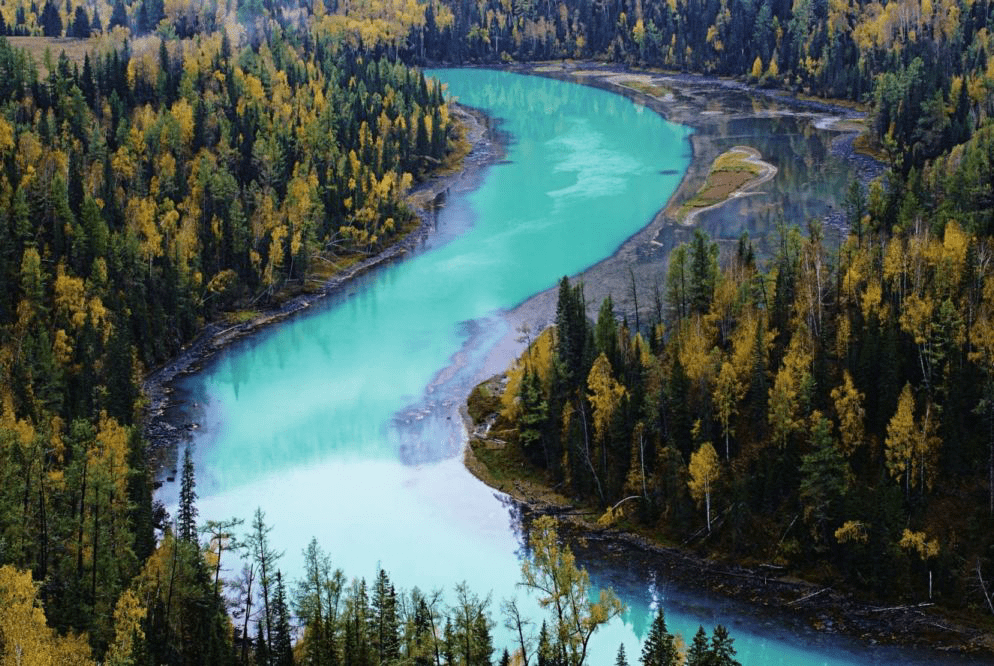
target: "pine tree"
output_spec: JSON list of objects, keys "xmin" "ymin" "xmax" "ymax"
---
[
  {"xmin": 40, "ymin": 0, "xmax": 62, "ymax": 36},
  {"xmin": 685, "ymin": 626, "xmax": 711, "ymax": 666},
  {"xmin": 272, "ymin": 572, "xmax": 294, "ymax": 666},
  {"xmin": 709, "ymin": 625, "xmax": 740, "ymax": 666},
  {"xmin": 109, "ymin": 0, "xmax": 127, "ymax": 29},
  {"xmin": 536, "ymin": 621, "xmax": 555, "ymax": 666},
  {"xmin": 248, "ymin": 509, "xmax": 283, "ymax": 659},
  {"xmin": 689, "ymin": 230, "xmax": 718, "ymax": 315},
  {"xmin": 371, "ymin": 568, "xmax": 400, "ymax": 663},
  {"xmin": 178, "ymin": 447, "xmax": 198, "ymax": 544},
  {"xmin": 640, "ymin": 608, "xmax": 678, "ymax": 666},
  {"xmin": 799, "ymin": 413, "xmax": 850, "ymax": 547},
  {"xmin": 615, "ymin": 643, "xmax": 629, "ymax": 666}
]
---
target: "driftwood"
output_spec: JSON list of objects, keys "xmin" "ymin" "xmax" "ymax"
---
[
  {"xmin": 610, "ymin": 495, "xmax": 642, "ymax": 512},
  {"xmin": 867, "ymin": 602, "xmax": 933, "ymax": 613},
  {"xmin": 788, "ymin": 587, "xmax": 831, "ymax": 606},
  {"xmin": 978, "ymin": 558, "xmax": 994, "ymax": 617}
]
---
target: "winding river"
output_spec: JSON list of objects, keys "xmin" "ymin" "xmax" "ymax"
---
[{"xmin": 161, "ymin": 69, "xmax": 982, "ymax": 664}]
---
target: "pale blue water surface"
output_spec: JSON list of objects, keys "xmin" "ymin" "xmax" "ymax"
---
[{"xmin": 162, "ymin": 70, "xmax": 981, "ymax": 664}]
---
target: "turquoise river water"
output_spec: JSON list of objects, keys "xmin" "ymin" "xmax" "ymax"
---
[{"xmin": 162, "ymin": 69, "xmax": 982, "ymax": 664}]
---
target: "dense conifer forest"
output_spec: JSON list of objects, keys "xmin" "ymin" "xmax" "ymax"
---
[{"xmin": 0, "ymin": 0, "xmax": 993, "ymax": 661}]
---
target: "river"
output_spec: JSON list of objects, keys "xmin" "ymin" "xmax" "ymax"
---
[{"xmin": 159, "ymin": 69, "xmax": 983, "ymax": 664}]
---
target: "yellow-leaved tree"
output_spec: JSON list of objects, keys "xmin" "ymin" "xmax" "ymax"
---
[
  {"xmin": 519, "ymin": 516, "xmax": 623, "ymax": 666},
  {"xmin": 0, "ymin": 565, "xmax": 94, "ymax": 665},
  {"xmin": 831, "ymin": 370, "xmax": 866, "ymax": 456},
  {"xmin": 587, "ymin": 352, "xmax": 626, "ymax": 443},
  {"xmin": 767, "ymin": 329, "xmax": 814, "ymax": 449},
  {"xmin": 899, "ymin": 529, "xmax": 941, "ymax": 600},
  {"xmin": 688, "ymin": 441, "xmax": 721, "ymax": 533},
  {"xmin": 885, "ymin": 383, "xmax": 942, "ymax": 498}
]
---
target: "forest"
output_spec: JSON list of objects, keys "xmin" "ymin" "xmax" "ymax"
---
[
  {"xmin": 491, "ymin": 201, "xmax": 994, "ymax": 606},
  {"xmin": 0, "ymin": 0, "xmax": 992, "ymax": 661}
]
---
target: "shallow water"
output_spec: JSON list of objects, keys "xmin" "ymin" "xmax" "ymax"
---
[{"xmin": 161, "ymin": 70, "xmax": 981, "ymax": 664}]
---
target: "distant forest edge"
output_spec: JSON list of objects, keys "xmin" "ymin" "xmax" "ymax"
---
[
  {"xmin": 2, "ymin": 0, "xmax": 994, "ymax": 169},
  {"xmin": 0, "ymin": 0, "xmax": 993, "ymax": 662}
]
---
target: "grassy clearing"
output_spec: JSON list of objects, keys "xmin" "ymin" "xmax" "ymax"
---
[
  {"xmin": 464, "ymin": 378, "xmax": 572, "ymax": 506},
  {"xmin": 852, "ymin": 133, "xmax": 890, "ymax": 162},
  {"xmin": 222, "ymin": 309, "xmax": 261, "ymax": 324},
  {"xmin": 7, "ymin": 34, "xmax": 127, "ymax": 73},
  {"xmin": 619, "ymin": 78, "xmax": 669, "ymax": 98},
  {"xmin": 8, "ymin": 36, "xmax": 92, "ymax": 67},
  {"xmin": 681, "ymin": 147, "xmax": 764, "ymax": 209},
  {"xmin": 307, "ymin": 254, "xmax": 363, "ymax": 282}
]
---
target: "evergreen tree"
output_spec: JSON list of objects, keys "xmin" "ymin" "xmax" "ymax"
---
[
  {"xmin": 685, "ymin": 626, "xmax": 711, "ymax": 666},
  {"xmin": 536, "ymin": 621, "xmax": 555, "ymax": 666},
  {"xmin": 40, "ymin": 0, "xmax": 62, "ymax": 36},
  {"xmin": 272, "ymin": 571, "xmax": 295, "ymax": 666},
  {"xmin": 370, "ymin": 568, "xmax": 400, "ymax": 663},
  {"xmin": 615, "ymin": 643, "xmax": 629, "ymax": 666},
  {"xmin": 178, "ymin": 446, "xmax": 199, "ymax": 544},
  {"xmin": 640, "ymin": 608, "xmax": 678, "ymax": 666},
  {"xmin": 249, "ymin": 509, "xmax": 283, "ymax": 659},
  {"xmin": 689, "ymin": 230, "xmax": 718, "ymax": 315},
  {"xmin": 71, "ymin": 6, "xmax": 91, "ymax": 37},
  {"xmin": 709, "ymin": 625, "xmax": 740, "ymax": 666},
  {"xmin": 109, "ymin": 0, "xmax": 127, "ymax": 29}
]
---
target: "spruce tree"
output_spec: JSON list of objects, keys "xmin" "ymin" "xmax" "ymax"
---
[
  {"xmin": 109, "ymin": 0, "xmax": 127, "ymax": 29},
  {"xmin": 71, "ymin": 6, "xmax": 90, "ymax": 37},
  {"xmin": 272, "ymin": 571, "xmax": 295, "ymax": 666},
  {"xmin": 685, "ymin": 626, "xmax": 711, "ymax": 666},
  {"xmin": 709, "ymin": 625, "xmax": 741, "ymax": 666},
  {"xmin": 371, "ymin": 568, "xmax": 400, "ymax": 663},
  {"xmin": 615, "ymin": 643, "xmax": 630, "ymax": 666},
  {"xmin": 178, "ymin": 446, "xmax": 198, "ymax": 544},
  {"xmin": 536, "ymin": 621, "xmax": 553, "ymax": 666},
  {"xmin": 40, "ymin": 0, "xmax": 62, "ymax": 36},
  {"xmin": 640, "ymin": 608, "xmax": 678, "ymax": 666}
]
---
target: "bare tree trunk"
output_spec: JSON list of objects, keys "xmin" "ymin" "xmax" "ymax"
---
[
  {"xmin": 241, "ymin": 565, "xmax": 255, "ymax": 666},
  {"xmin": 977, "ymin": 559, "xmax": 994, "ymax": 617},
  {"xmin": 91, "ymin": 491, "xmax": 99, "ymax": 603},
  {"xmin": 639, "ymin": 431, "xmax": 647, "ymax": 499},
  {"xmin": 576, "ymin": 399, "xmax": 604, "ymax": 505},
  {"xmin": 705, "ymin": 478, "xmax": 711, "ymax": 534},
  {"xmin": 77, "ymin": 460, "xmax": 87, "ymax": 579}
]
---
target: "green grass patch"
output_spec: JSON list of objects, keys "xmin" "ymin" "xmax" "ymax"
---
[
  {"xmin": 681, "ymin": 148, "xmax": 764, "ymax": 210},
  {"xmin": 853, "ymin": 133, "xmax": 890, "ymax": 162},
  {"xmin": 223, "ymin": 309, "xmax": 261, "ymax": 324},
  {"xmin": 467, "ymin": 383, "xmax": 502, "ymax": 424},
  {"xmin": 619, "ymin": 78, "xmax": 669, "ymax": 98}
]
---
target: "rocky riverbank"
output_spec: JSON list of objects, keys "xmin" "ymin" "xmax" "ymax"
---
[{"xmin": 462, "ymin": 377, "xmax": 994, "ymax": 658}]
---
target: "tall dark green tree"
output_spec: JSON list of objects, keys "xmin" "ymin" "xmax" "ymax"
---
[
  {"xmin": 272, "ymin": 571, "xmax": 295, "ymax": 666},
  {"xmin": 40, "ymin": 0, "xmax": 62, "ymax": 36},
  {"xmin": 371, "ymin": 568, "xmax": 400, "ymax": 663},
  {"xmin": 709, "ymin": 625, "xmax": 741, "ymax": 666},
  {"xmin": 178, "ymin": 446, "xmax": 198, "ymax": 544},
  {"xmin": 689, "ymin": 230, "xmax": 718, "ymax": 315},
  {"xmin": 640, "ymin": 608, "xmax": 678, "ymax": 666},
  {"xmin": 685, "ymin": 627, "xmax": 711, "ymax": 666}
]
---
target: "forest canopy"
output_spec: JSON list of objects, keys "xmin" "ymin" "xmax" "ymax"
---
[{"xmin": 1, "ymin": 0, "xmax": 994, "ymax": 661}]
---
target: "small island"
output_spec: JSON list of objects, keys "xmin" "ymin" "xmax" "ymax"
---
[{"xmin": 674, "ymin": 145, "xmax": 777, "ymax": 224}]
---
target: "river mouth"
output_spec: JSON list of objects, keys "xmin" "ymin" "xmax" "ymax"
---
[{"xmin": 148, "ymin": 68, "xmax": 987, "ymax": 664}]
